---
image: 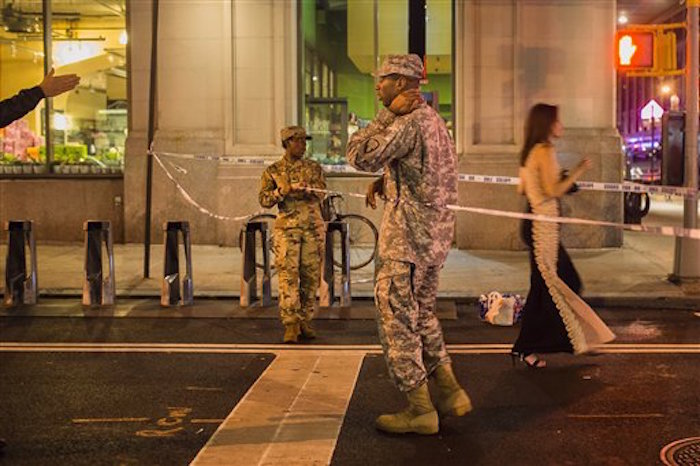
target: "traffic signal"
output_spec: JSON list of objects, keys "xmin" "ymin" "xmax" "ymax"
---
[
  {"xmin": 616, "ymin": 26, "xmax": 680, "ymax": 76},
  {"xmin": 616, "ymin": 31, "xmax": 654, "ymax": 70}
]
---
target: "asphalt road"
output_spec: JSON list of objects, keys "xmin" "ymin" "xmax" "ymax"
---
[{"xmin": 0, "ymin": 301, "xmax": 698, "ymax": 466}]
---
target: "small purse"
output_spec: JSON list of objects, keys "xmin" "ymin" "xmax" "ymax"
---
[{"xmin": 561, "ymin": 170, "xmax": 579, "ymax": 194}]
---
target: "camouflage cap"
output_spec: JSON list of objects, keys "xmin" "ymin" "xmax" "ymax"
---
[
  {"xmin": 374, "ymin": 54, "xmax": 424, "ymax": 80},
  {"xmin": 280, "ymin": 126, "xmax": 312, "ymax": 142}
]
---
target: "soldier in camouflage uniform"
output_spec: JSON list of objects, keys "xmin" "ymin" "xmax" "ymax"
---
[
  {"xmin": 348, "ymin": 54, "xmax": 471, "ymax": 435},
  {"xmin": 259, "ymin": 126, "xmax": 326, "ymax": 344}
]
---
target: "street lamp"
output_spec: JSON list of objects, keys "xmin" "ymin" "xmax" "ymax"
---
[{"xmin": 640, "ymin": 99, "xmax": 664, "ymax": 182}]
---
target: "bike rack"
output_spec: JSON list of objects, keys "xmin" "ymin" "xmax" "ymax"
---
[
  {"xmin": 240, "ymin": 221, "xmax": 272, "ymax": 308},
  {"xmin": 3, "ymin": 220, "xmax": 38, "ymax": 307},
  {"xmin": 161, "ymin": 221, "xmax": 194, "ymax": 307},
  {"xmin": 320, "ymin": 221, "xmax": 351, "ymax": 307},
  {"xmin": 82, "ymin": 220, "xmax": 115, "ymax": 306}
]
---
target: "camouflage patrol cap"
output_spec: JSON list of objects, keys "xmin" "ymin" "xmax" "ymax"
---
[
  {"xmin": 280, "ymin": 126, "xmax": 312, "ymax": 142},
  {"xmin": 374, "ymin": 54, "xmax": 424, "ymax": 80}
]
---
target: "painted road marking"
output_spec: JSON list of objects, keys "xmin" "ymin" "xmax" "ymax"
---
[
  {"xmin": 72, "ymin": 417, "xmax": 150, "ymax": 423},
  {"xmin": 1, "ymin": 342, "xmax": 700, "ymax": 354},
  {"xmin": 190, "ymin": 352, "xmax": 363, "ymax": 466},
  {"xmin": 136, "ymin": 407, "xmax": 192, "ymax": 438}
]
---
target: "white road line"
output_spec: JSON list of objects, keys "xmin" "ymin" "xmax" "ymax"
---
[
  {"xmin": 257, "ymin": 356, "xmax": 323, "ymax": 466},
  {"xmin": 190, "ymin": 352, "xmax": 364, "ymax": 466},
  {"xmin": 1, "ymin": 342, "xmax": 700, "ymax": 354}
]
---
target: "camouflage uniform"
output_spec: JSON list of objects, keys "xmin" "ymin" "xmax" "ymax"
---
[
  {"xmin": 259, "ymin": 133, "xmax": 326, "ymax": 326},
  {"xmin": 347, "ymin": 56, "xmax": 458, "ymax": 393}
]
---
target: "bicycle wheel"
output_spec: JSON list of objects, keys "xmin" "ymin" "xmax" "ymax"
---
[
  {"xmin": 335, "ymin": 214, "xmax": 378, "ymax": 270},
  {"xmin": 239, "ymin": 213, "xmax": 277, "ymax": 269}
]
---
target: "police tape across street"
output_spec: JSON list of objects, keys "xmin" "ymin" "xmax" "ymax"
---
[
  {"xmin": 151, "ymin": 151, "xmax": 700, "ymax": 241},
  {"xmin": 155, "ymin": 149, "xmax": 699, "ymax": 199}
]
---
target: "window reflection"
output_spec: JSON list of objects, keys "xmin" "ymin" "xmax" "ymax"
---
[
  {"xmin": 0, "ymin": 0, "xmax": 127, "ymax": 176},
  {"xmin": 301, "ymin": 0, "xmax": 453, "ymax": 166}
]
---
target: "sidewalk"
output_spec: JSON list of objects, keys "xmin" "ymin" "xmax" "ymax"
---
[
  {"xmin": 0, "ymin": 232, "xmax": 695, "ymax": 306},
  {"xmin": 0, "ymin": 196, "xmax": 697, "ymax": 308}
]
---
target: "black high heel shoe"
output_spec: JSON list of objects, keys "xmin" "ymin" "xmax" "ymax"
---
[{"xmin": 510, "ymin": 351, "xmax": 546, "ymax": 369}]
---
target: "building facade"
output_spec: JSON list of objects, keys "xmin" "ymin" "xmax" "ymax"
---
[{"xmin": 2, "ymin": 0, "xmax": 624, "ymax": 250}]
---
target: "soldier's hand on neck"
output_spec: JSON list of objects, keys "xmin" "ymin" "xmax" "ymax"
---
[{"xmin": 388, "ymin": 89, "xmax": 423, "ymax": 116}]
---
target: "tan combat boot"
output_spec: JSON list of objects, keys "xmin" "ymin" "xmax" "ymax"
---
[
  {"xmin": 283, "ymin": 323, "xmax": 300, "ymax": 344},
  {"xmin": 299, "ymin": 321, "xmax": 316, "ymax": 339},
  {"xmin": 431, "ymin": 364, "xmax": 472, "ymax": 417},
  {"xmin": 375, "ymin": 383, "xmax": 439, "ymax": 435}
]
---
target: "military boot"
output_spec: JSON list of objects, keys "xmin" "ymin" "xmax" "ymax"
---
[
  {"xmin": 283, "ymin": 323, "xmax": 300, "ymax": 344},
  {"xmin": 431, "ymin": 364, "xmax": 472, "ymax": 417},
  {"xmin": 375, "ymin": 383, "xmax": 439, "ymax": 435},
  {"xmin": 299, "ymin": 321, "xmax": 316, "ymax": 339}
]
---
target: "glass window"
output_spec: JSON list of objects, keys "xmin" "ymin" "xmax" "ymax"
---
[
  {"xmin": 0, "ymin": 2, "xmax": 47, "ymax": 174},
  {"xmin": 50, "ymin": 0, "xmax": 127, "ymax": 175},
  {"xmin": 0, "ymin": 0, "xmax": 127, "ymax": 177},
  {"xmin": 300, "ymin": 0, "xmax": 454, "ymax": 165}
]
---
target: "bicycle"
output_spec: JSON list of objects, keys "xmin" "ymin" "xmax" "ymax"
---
[{"xmin": 239, "ymin": 192, "xmax": 378, "ymax": 271}]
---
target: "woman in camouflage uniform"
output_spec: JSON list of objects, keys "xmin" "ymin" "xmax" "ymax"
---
[{"xmin": 259, "ymin": 126, "xmax": 327, "ymax": 343}]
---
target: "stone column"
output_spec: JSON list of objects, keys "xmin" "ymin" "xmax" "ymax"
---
[
  {"xmin": 455, "ymin": 0, "xmax": 623, "ymax": 250},
  {"xmin": 124, "ymin": 0, "xmax": 297, "ymax": 244}
]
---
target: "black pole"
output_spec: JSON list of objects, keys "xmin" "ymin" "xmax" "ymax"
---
[
  {"xmin": 408, "ymin": 0, "xmax": 426, "ymax": 59},
  {"xmin": 144, "ymin": 0, "xmax": 159, "ymax": 278}
]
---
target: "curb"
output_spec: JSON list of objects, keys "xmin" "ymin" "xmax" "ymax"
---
[{"xmin": 2, "ymin": 292, "xmax": 698, "ymax": 311}]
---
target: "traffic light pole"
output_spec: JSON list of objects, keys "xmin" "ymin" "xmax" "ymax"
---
[{"xmin": 672, "ymin": 2, "xmax": 700, "ymax": 281}]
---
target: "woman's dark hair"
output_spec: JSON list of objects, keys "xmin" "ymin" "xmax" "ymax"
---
[{"xmin": 520, "ymin": 103, "xmax": 558, "ymax": 166}]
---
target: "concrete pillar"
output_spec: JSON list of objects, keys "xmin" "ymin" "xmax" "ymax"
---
[
  {"xmin": 455, "ymin": 0, "xmax": 623, "ymax": 249},
  {"xmin": 124, "ymin": 0, "xmax": 297, "ymax": 244}
]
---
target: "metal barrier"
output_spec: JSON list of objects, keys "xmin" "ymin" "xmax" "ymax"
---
[
  {"xmin": 320, "ymin": 221, "xmax": 351, "ymax": 307},
  {"xmin": 240, "ymin": 221, "xmax": 272, "ymax": 307},
  {"xmin": 82, "ymin": 221, "xmax": 115, "ymax": 306},
  {"xmin": 161, "ymin": 221, "xmax": 193, "ymax": 307},
  {"xmin": 3, "ymin": 220, "xmax": 37, "ymax": 307}
]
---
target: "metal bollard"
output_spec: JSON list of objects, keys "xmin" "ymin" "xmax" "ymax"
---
[
  {"xmin": 3, "ymin": 220, "xmax": 38, "ymax": 307},
  {"xmin": 82, "ymin": 221, "xmax": 115, "ymax": 306},
  {"xmin": 240, "ymin": 221, "xmax": 272, "ymax": 307},
  {"xmin": 161, "ymin": 221, "xmax": 193, "ymax": 307},
  {"xmin": 320, "ymin": 221, "xmax": 351, "ymax": 308}
]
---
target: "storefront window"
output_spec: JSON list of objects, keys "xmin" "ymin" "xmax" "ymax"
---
[
  {"xmin": 300, "ymin": 0, "xmax": 454, "ymax": 166},
  {"xmin": 0, "ymin": 0, "xmax": 127, "ymax": 176},
  {"xmin": 50, "ymin": 0, "xmax": 127, "ymax": 175},
  {"xmin": 0, "ymin": 2, "xmax": 47, "ymax": 174}
]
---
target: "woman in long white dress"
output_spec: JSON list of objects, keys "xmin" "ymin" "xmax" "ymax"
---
[{"xmin": 512, "ymin": 103, "xmax": 615, "ymax": 368}]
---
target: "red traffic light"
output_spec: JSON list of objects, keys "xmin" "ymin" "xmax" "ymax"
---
[{"xmin": 616, "ymin": 31, "xmax": 654, "ymax": 70}]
